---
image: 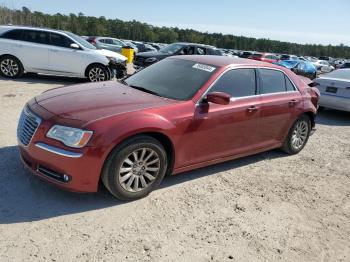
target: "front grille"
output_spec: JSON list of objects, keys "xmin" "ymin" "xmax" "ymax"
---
[{"xmin": 17, "ymin": 107, "xmax": 41, "ymax": 146}]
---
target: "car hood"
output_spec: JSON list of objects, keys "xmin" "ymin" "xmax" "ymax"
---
[
  {"xmin": 35, "ymin": 81, "xmax": 176, "ymax": 123},
  {"xmin": 93, "ymin": 48, "xmax": 127, "ymax": 61},
  {"xmin": 137, "ymin": 51, "xmax": 170, "ymax": 59}
]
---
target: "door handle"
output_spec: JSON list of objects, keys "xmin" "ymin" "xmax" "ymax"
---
[
  {"xmin": 247, "ymin": 105, "xmax": 258, "ymax": 113},
  {"xmin": 289, "ymin": 99, "xmax": 298, "ymax": 106},
  {"xmin": 49, "ymin": 49, "xmax": 59, "ymax": 53}
]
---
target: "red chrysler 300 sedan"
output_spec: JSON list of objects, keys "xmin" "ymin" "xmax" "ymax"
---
[{"xmin": 17, "ymin": 56, "xmax": 320, "ymax": 200}]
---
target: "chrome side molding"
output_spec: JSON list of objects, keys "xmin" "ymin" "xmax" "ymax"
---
[{"xmin": 35, "ymin": 142, "xmax": 83, "ymax": 158}]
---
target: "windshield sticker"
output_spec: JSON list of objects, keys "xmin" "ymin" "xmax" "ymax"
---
[{"xmin": 192, "ymin": 63, "xmax": 216, "ymax": 72}]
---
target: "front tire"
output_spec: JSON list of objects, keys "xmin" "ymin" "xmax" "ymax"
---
[
  {"xmin": 86, "ymin": 64, "xmax": 110, "ymax": 82},
  {"xmin": 281, "ymin": 115, "xmax": 311, "ymax": 154},
  {"xmin": 0, "ymin": 55, "xmax": 24, "ymax": 78},
  {"xmin": 101, "ymin": 136, "xmax": 168, "ymax": 200}
]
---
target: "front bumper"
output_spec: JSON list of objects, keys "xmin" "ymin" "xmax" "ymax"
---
[
  {"xmin": 108, "ymin": 60, "xmax": 127, "ymax": 79},
  {"xmin": 19, "ymin": 141, "xmax": 103, "ymax": 193}
]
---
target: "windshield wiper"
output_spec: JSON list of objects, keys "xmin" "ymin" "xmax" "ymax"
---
[
  {"xmin": 118, "ymin": 78, "xmax": 129, "ymax": 86},
  {"xmin": 129, "ymin": 85, "xmax": 161, "ymax": 97}
]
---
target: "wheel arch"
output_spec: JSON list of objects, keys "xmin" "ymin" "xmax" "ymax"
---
[
  {"xmin": 101, "ymin": 131, "xmax": 175, "ymax": 182},
  {"xmin": 84, "ymin": 62, "xmax": 109, "ymax": 78},
  {"xmin": 0, "ymin": 54, "xmax": 24, "ymax": 66},
  {"xmin": 303, "ymin": 111, "xmax": 316, "ymax": 128}
]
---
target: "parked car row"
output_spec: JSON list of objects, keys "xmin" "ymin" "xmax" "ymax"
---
[{"xmin": 133, "ymin": 42, "xmax": 223, "ymax": 69}]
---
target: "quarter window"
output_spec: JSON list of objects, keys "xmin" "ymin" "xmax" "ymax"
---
[
  {"xmin": 285, "ymin": 76, "xmax": 296, "ymax": 91},
  {"xmin": 259, "ymin": 69, "xmax": 286, "ymax": 94},
  {"xmin": 1, "ymin": 29, "xmax": 22, "ymax": 40},
  {"xmin": 210, "ymin": 69, "xmax": 256, "ymax": 98}
]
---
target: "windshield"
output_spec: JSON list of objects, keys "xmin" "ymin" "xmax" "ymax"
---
[
  {"xmin": 323, "ymin": 69, "xmax": 350, "ymax": 80},
  {"xmin": 125, "ymin": 58, "xmax": 218, "ymax": 100},
  {"xmin": 159, "ymin": 43, "xmax": 184, "ymax": 54},
  {"xmin": 282, "ymin": 60, "xmax": 299, "ymax": 67},
  {"xmin": 66, "ymin": 32, "xmax": 97, "ymax": 49}
]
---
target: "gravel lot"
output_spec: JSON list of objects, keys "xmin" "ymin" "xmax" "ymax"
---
[{"xmin": 0, "ymin": 74, "xmax": 349, "ymax": 262}]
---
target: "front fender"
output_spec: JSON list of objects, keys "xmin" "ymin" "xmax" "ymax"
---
[{"xmin": 86, "ymin": 112, "xmax": 176, "ymax": 157}]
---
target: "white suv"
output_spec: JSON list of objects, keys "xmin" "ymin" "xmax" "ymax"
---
[{"xmin": 0, "ymin": 26, "xmax": 127, "ymax": 81}]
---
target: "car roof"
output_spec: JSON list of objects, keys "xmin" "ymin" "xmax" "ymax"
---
[
  {"xmin": 0, "ymin": 25, "xmax": 70, "ymax": 35},
  {"xmin": 170, "ymin": 55, "xmax": 281, "ymax": 68},
  {"xmin": 173, "ymin": 42, "xmax": 216, "ymax": 49}
]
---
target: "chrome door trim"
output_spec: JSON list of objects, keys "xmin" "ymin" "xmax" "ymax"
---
[{"xmin": 196, "ymin": 66, "xmax": 300, "ymax": 106}]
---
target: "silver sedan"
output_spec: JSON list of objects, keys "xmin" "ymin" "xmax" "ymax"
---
[{"xmin": 314, "ymin": 69, "xmax": 350, "ymax": 112}]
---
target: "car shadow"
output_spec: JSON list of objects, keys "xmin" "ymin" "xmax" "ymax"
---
[
  {"xmin": 316, "ymin": 109, "xmax": 350, "ymax": 126},
  {"xmin": 0, "ymin": 145, "xmax": 287, "ymax": 224},
  {"xmin": 0, "ymin": 73, "xmax": 87, "ymax": 85}
]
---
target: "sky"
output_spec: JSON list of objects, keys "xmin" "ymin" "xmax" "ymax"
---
[{"xmin": 1, "ymin": 0, "xmax": 349, "ymax": 46}]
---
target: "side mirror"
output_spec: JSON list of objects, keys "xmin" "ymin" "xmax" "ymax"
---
[
  {"xmin": 70, "ymin": 43, "xmax": 80, "ymax": 49},
  {"xmin": 206, "ymin": 92, "xmax": 231, "ymax": 105}
]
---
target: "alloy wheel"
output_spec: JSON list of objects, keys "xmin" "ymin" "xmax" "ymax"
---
[
  {"xmin": 118, "ymin": 148, "xmax": 161, "ymax": 192},
  {"xmin": 88, "ymin": 67, "xmax": 106, "ymax": 82},
  {"xmin": 291, "ymin": 121, "xmax": 309, "ymax": 150},
  {"xmin": 0, "ymin": 58, "xmax": 19, "ymax": 77}
]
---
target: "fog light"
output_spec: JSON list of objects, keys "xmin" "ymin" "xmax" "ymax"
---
[{"xmin": 63, "ymin": 174, "xmax": 70, "ymax": 182}]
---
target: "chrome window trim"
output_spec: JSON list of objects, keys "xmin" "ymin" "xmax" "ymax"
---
[
  {"xmin": 35, "ymin": 142, "xmax": 83, "ymax": 158},
  {"xmin": 258, "ymin": 67, "xmax": 298, "ymax": 93},
  {"xmin": 196, "ymin": 66, "xmax": 300, "ymax": 105}
]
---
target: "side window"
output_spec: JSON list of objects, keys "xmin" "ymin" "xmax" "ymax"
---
[
  {"xmin": 22, "ymin": 30, "xmax": 49, "ymax": 45},
  {"xmin": 188, "ymin": 46, "xmax": 195, "ymax": 55},
  {"xmin": 1, "ymin": 29, "xmax": 23, "ymax": 40},
  {"xmin": 104, "ymin": 38, "xmax": 113, "ymax": 44},
  {"xmin": 98, "ymin": 39, "xmax": 105, "ymax": 43},
  {"xmin": 196, "ymin": 47, "xmax": 206, "ymax": 55},
  {"xmin": 259, "ymin": 69, "xmax": 286, "ymax": 94},
  {"xmin": 49, "ymin": 33, "xmax": 74, "ymax": 48},
  {"xmin": 113, "ymin": 39, "xmax": 123, "ymax": 46},
  {"xmin": 285, "ymin": 75, "xmax": 296, "ymax": 91},
  {"xmin": 210, "ymin": 69, "xmax": 256, "ymax": 98},
  {"xmin": 266, "ymin": 55, "xmax": 278, "ymax": 60}
]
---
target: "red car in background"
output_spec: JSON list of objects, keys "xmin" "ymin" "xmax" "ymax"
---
[
  {"xmin": 248, "ymin": 53, "xmax": 279, "ymax": 63},
  {"xmin": 17, "ymin": 56, "xmax": 319, "ymax": 200}
]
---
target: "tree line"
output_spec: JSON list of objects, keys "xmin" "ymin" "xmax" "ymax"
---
[{"xmin": 1, "ymin": 6, "xmax": 349, "ymax": 58}]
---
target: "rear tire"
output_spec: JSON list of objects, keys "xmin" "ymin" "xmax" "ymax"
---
[
  {"xmin": 101, "ymin": 135, "xmax": 168, "ymax": 200},
  {"xmin": 0, "ymin": 55, "xmax": 24, "ymax": 78},
  {"xmin": 281, "ymin": 115, "xmax": 311, "ymax": 155}
]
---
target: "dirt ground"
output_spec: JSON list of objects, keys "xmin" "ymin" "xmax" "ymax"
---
[{"xmin": 0, "ymin": 74, "xmax": 349, "ymax": 262}]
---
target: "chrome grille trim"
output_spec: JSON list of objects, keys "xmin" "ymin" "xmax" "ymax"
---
[{"xmin": 17, "ymin": 106, "xmax": 41, "ymax": 146}]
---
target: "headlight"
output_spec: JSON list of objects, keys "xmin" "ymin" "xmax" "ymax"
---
[
  {"xmin": 47, "ymin": 125, "xmax": 93, "ymax": 148},
  {"xmin": 106, "ymin": 56, "xmax": 120, "ymax": 63},
  {"xmin": 145, "ymin": 57, "xmax": 158, "ymax": 63}
]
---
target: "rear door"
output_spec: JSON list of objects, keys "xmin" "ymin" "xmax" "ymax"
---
[
  {"xmin": 257, "ymin": 68, "xmax": 303, "ymax": 146},
  {"xmin": 5, "ymin": 29, "xmax": 50, "ymax": 72}
]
